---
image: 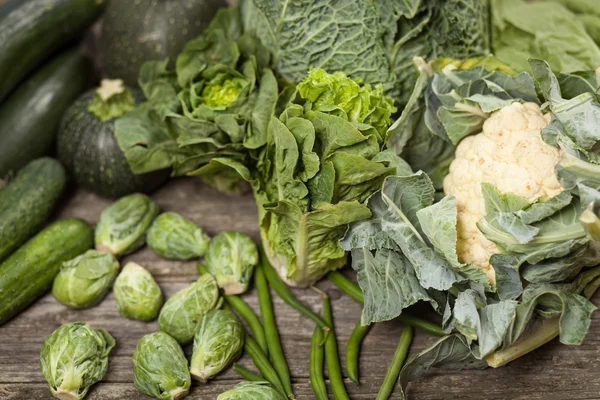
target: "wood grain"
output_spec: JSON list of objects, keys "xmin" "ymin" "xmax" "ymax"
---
[{"xmin": 1, "ymin": 177, "xmax": 600, "ymax": 399}]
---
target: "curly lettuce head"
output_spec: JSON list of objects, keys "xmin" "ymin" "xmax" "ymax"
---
[
  {"xmin": 202, "ymin": 73, "xmax": 247, "ymax": 108},
  {"xmin": 247, "ymin": 69, "xmax": 403, "ymax": 286},
  {"xmin": 298, "ymin": 68, "xmax": 396, "ymax": 137}
]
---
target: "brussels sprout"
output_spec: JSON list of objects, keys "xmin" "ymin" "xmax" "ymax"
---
[
  {"xmin": 190, "ymin": 309, "xmax": 244, "ymax": 382},
  {"xmin": 217, "ymin": 381, "xmax": 286, "ymax": 400},
  {"xmin": 205, "ymin": 231, "xmax": 258, "ymax": 295},
  {"xmin": 158, "ymin": 274, "xmax": 220, "ymax": 344},
  {"xmin": 147, "ymin": 212, "xmax": 210, "ymax": 260},
  {"xmin": 95, "ymin": 193, "xmax": 159, "ymax": 256},
  {"xmin": 52, "ymin": 250, "xmax": 119, "ymax": 309},
  {"xmin": 113, "ymin": 262, "xmax": 163, "ymax": 321},
  {"xmin": 40, "ymin": 322, "xmax": 115, "ymax": 400},
  {"xmin": 133, "ymin": 332, "xmax": 191, "ymax": 400}
]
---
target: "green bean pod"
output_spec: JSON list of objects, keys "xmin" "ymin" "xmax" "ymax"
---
[
  {"xmin": 376, "ymin": 326, "xmax": 414, "ymax": 400},
  {"xmin": 225, "ymin": 295, "xmax": 268, "ymax": 355},
  {"xmin": 309, "ymin": 325, "xmax": 328, "ymax": 400},
  {"xmin": 244, "ymin": 335, "xmax": 287, "ymax": 397},
  {"xmin": 261, "ymin": 251, "xmax": 330, "ymax": 331},
  {"xmin": 327, "ymin": 271, "xmax": 364, "ymax": 303},
  {"xmin": 233, "ymin": 363, "xmax": 263, "ymax": 382},
  {"xmin": 328, "ymin": 270, "xmax": 444, "ymax": 337},
  {"xmin": 346, "ymin": 319, "xmax": 372, "ymax": 384},
  {"xmin": 397, "ymin": 313, "xmax": 444, "ymax": 337},
  {"xmin": 255, "ymin": 264, "xmax": 294, "ymax": 399},
  {"xmin": 323, "ymin": 296, "xmax": 349, "ymax": 400}
]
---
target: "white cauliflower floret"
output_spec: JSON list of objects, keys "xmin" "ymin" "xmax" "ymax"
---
[{"xmin": 443, "ymin": 102, "xmax": 563, "ymax": 284}]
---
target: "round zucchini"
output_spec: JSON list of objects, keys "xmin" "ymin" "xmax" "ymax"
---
[
  {"xmin": 101, "ymin": 0, "xmax": 226, "ymax": 85},
  {"xmin": 0, "ymin": 48, "xmax": 90, "ymax": 177},
  {"xmin": 57, "ymin": 79, "xmax": 168, "ymax": 198}
]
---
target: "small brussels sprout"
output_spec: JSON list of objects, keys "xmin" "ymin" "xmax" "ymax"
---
[
  {"xmin": 205, "ymin": 231, "xmax": 258, "ymax": 295},
  {"xmin": 158, "ymin": 274, "xmax": 220, "ymax": 344},
  {"xmin": 95, "ymin": 193, "xmax": 159, "ymax": 256},
  {"xmin": 147, "ymin": 212, "xmax": 210, "ymax": 260},
  {"xmin": 113, "ymin": 262, "xmax": 163, "ymax": 321},
  {"xmin": 133, "ymin": 332, "xmax": 191, "ymax": 400},
  {"xmin": 40, "ymin": 322, "xmax": 115, "ymax": 400},
  {"xmin": 217, "ymin": 381, "xmax": 286, "ymax": 400},
  {"xmin": 190, "ymin": 309, "xmax": 244, "ymax": 382},
  {"xmin": 52, "ymin": 250, "xmax": 119, "ymax": 309}
]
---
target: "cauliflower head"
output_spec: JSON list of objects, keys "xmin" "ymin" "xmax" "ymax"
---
[{"xmin": 443, "ymin": 102, "xmax": 563, "ymax": 283}]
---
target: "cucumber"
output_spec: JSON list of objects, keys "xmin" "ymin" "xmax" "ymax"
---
[
  {"xmin": 0, "ymin": 158, "xmax": 67, "ymax": 262},
  {"xmin": 0, "ymin": 0, "xmax": 104, "ymax": 103},
  {"xmin": 0, "ymin": 218, "xmax": 93, "ymax": 325},
  {"xmin": 0, "ymin": 49, "xmax": 89, "ymax": 176}
]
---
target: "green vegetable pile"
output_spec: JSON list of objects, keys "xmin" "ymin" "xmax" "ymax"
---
[{"xmin": 2, "ymin": 0, "xmax": 600, "ymax": 399}]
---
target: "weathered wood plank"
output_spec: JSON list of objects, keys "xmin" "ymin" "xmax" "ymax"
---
[{"xmin": 1, "ymin": 178, "xmax": 600, "ymax": 399}]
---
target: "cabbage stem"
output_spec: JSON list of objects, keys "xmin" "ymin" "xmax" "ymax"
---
[{"xmin": 486, "ymin": 317, "xmax": 559, "ymax": 368}]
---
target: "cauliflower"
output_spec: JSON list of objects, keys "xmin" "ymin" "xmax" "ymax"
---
[{"xmin": 443, "ymin": 102, "xmax": 563, "ymax": 283}]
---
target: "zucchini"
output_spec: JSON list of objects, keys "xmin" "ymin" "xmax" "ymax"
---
[
  {"xmin": 0, "ymin": 0, "xmax": 104, "ymax": 103},
  {"xmin": 0, "ymin": 218, "xmax": 93, "ymax": 326},
  {"xmin": 101, "ymin": 0, "xmax": 225, "ymax": 85},
  {"xmin": 0, "ymin": 49, "xmax": 89, "ymax": 176},
  {"xmin": 0, "ymin": 158, "xmax": 67, "ymax": 262},
  {"xmin": 57, "ymin": 80, "xmax": 168, "ymax": 198}
]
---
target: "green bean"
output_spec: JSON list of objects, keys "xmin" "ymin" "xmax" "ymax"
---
[
  {"xmin": 322, "ymin": 295, "xmax": 349, "ymax": 400},
  {"xmin": 309, "ymin": 324, "xmax": 328, "ymax": 400},
  {"xmin": 376, "ymin": 326, "xmax": 414, "ymax": 400},
  {"xmin": 327, "ymin": 271, "xmax": 364, "ymax": 303},
  {"xmin": 328, "ymin": 270, "xmax": 444, "ymax": 337},
  {"xmin": 224, "ymin": 295, "xmax": 269, "ymax": 355},
  {"xmin": 397, "ymin": 313, "xmax": 444, "ymax": 337},
  {"xmin": 233, "ymin": 363, "xmax": 263, "ymax": 382},
  {"xmin": 261, "ymin": 250, "xmax": 330, "ymax": 331},
  {"xmin": 255, "ymin": 263, "xmax": 294, "ymax": 399},
  {"xmin": 244, "ymin": 335, "xmax": 287, "ymax": 397},
  {"xmin": 346, "ymin": 319, "xmax": 372, "ymax": 384}
]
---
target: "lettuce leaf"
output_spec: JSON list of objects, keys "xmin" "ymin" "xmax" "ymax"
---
[{"xmin": 491, "ymin": 0, "xmax": 600, "ymax": 73}]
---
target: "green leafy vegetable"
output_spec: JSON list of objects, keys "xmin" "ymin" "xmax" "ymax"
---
[
  {"xmin": 398, "ymin": 334, "xmax": 487, "ymax": 399},
  {"xmin": 190, "ymin": 309, "xmax": 245, "ymax": 382},
  {"xmin": 355, "ymin": 57, "xmax": 600, "ymax": 392},
  {"xmin": 95, "ymin": 193, "xmax": 159, "ymax": 256},
  {"xmin": 158, "ymin": 274, "xmax": 220, "ymax": 344},
  {"xmin": 217, "ymin": 381, "xmax": 286, "ymax": 400},
  {"xmin": 147, "ymin": 212, "xmax": 211, "ymax": 260},
  {"xmin": 132, "ymin": 332, "xmax": 191, "ymax": 400},
  {"xmin": 205, "ymin": 231, "xmax": 258, "ymax": 295},
  {"xmin": 40, "ymin": 322, "xmax": 115, "ymax": 400},
  {"xmin": 491, "ymin": 0, "xmax": 600, "ymax": 73},
  {"xmin": 113, "ymin": 262, "xmax": 163, "ymax": 321},
  {"xmin": 52, "ymin": 250, "xmax": 119, "ymax": 309},
  {"xmin": 115, "ymin": 7, "xmax": 280, "ymax": 193},
  {"xmin": 240, "ymin": 0, "xmax": 490, "ymax": 105}
]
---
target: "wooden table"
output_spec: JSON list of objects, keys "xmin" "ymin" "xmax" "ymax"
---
[{"xmin": 1, "ymin": 178, "xmax": 600, "ymax": 400}]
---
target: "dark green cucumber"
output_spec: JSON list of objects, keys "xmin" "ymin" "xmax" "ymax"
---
[
  {"xmin": 0, "ymin": 49, "xmax": 89, "ymax": 176},
  {"xmin": 0, "ymin": 158, "xmax": 67, "ymax": 262},
  {"xmin": 58, "ymin": 84, "xmax": 168, "ymax": 198},
  {"xmin": 0, "ymin": 218, "xmax": 93, "ymax": 325},
  {"xmin": 0, "ymin": 0, "xmax": 104, "ymax": 102},
  {"xmin": 101, "ymin": 0, "xmax": 225, "ymax": 85}
]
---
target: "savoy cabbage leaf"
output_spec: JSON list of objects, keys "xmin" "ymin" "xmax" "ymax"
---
[{"xmin": 240, "ymin": 0, "xmax": 490, "ymax": 105}]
